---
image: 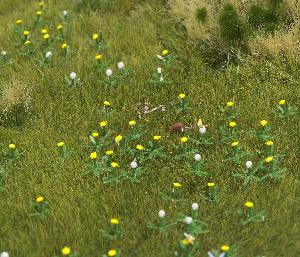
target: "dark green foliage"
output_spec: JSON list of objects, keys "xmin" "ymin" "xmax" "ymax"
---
[
  {"xmin": 219, "ymin": 4, "xmax": 249, "ymax": 46},
  {"xmin": 247, "ymin": 0, "xmax": 285, "ymax": 33},
  {"xmin": 196, "ymin": 7, "xmax": 208, "ymax": 24},
  {"xmin": 248, "ymin": 5, "xmax": 267, "ymax": 29},
  {"xmin": 264, "ymin": 6, "xmax": 282, "ymax": 32},
  {"xmin": 0, "ymin": 103, "xmax": 31, "ymax": 128},
  {"xmin": 269, "ymin": 0, "xmax": 283, "ymax": 6}
]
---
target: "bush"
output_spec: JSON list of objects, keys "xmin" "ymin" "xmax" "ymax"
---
[
  {"xmin": 196, "ymin": 7, "xmax": 208, "ymax": 24},
  {"xmin": 248, "ymin": 5, "xmax": 267, "ymax": 29},
  {"xmin": 0, "ymin": 79, "xmax": 33, "ymax": 128},
  {"xmin": 219, "ymin": 4, "xmax": 249, "ymax": 47}
]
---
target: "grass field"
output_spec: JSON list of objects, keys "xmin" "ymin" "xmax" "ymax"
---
[{"xmin": 0, "ymin": 0, "xmax": 299, "ymax": 257}]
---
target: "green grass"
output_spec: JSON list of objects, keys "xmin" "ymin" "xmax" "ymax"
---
[{"xmin": 0, "ymin": 0, "xmax": 299, "ymax": 257}]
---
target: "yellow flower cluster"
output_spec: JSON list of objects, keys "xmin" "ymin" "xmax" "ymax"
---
[
  {"xmin": 228, "ymin": 121, "xmax": 237, "ymax": 128},
  {"xmin": 245, "ymin": 201, "xmax": 254, "ymax": 208},
  {"xmin": 180, "ymin": 137, "xmax": 188, "ymax": 143},
  {"xmin": 173, "ymin": 182, "xmax": 182, "ymax": 188},
  {"xmin": 265, "ymin": 156, "xmax": 273, "ymax": 163},
  {"xmin": 90, "ymin": 152, "xmax": 97, "ymax": 160},
  {"xmin": 129, "ymin": 120, "xmax": 137, "ymax": 126},
  {"xmin": 110, "ymin": 218, "xmax": 119, "ymax": 225},
  {"xmin": 61, "ymin": 246, "xmax": 71, "ymax": 256},
  {"xmin": 105, "ymin": 150, "xmax": 114, "ymax": 156},
  {"xmin": 231, "ymin": 141, "xmax": 239, "ymax": 147},
  {"xmin": 108, "ymin": 249, "xmax": 117, "ymax": 257},
  {"xmin": 111, "ymin": 162, "xmax": 119, "ymax": 168},
  {"xmin": 9, "ymin": 144, "xmax": 16, "ymax": 150},
  {"xmin": 136, "ymin": 144, "xmax": 144, "ymax": 150},
  {"xmin": 57, "ymin": 142, "xmax": 65, "ymax": 147},
  {"xmin": 115, "ymin": 135, "xmax": 123, "ymax": 143},
  {"xmin": 99, "ymin": 121, "xmax": 108, "ymax": 127},
  {"xmin": 179, "ymin": 93, "xmax": 186, "ymax": 99},
  {"xmin": 226, "ymin": 101, "xmax": 234, "ymax": 107},
  {"xmin": 221, "ymin": 245, "xmax": 230, "ymax": 252},
  {"xmin": 153, "ymin": 135, "xmax": 161, "ymax": 140},
  {"xmin": 36, "ymin": 196, "xmax": 44, "ymax": 203}
]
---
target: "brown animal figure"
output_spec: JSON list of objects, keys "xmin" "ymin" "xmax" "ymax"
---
[{"xmin": 169, "ymin": 119, "xmax": 206, "ymax": 133}]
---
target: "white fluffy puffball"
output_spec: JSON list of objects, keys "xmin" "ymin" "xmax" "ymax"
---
[{"xmin": 158, "ymin": 210, "xmax": 165, "ymax": 218}]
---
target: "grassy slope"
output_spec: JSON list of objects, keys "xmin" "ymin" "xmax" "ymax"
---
[{"xmin": 0, "ymin": 0, "xmax": 299, "ymax": 256}]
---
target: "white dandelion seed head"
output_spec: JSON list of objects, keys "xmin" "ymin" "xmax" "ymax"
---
[
  {"xmin": 199, "ymin": 126, "xmax": 207, "ymax": 134},
  {"xmin": 245, "ymin": 160, "xmax": 253, "ymax": 169},
  {"xmin": 70, "ymin": 72, "xmax": 77, "ymax": 80},
  {"xmin": 106, "ymin": 68, "xmax": 113, "ymax": 77},
  {"xmin": 157, "ymin": 67, "xmax": 162, "ymax": 74},
  {"xmin": 130, "ymin": 160, "xmax": 138, "ymax": 169},
  {"xmin": 158, "ymin": 210, "xmax": 165, "ymax": 218},
  {"xmin": 159, "ymin": 76, "xmax": 164, "ymax": 82},
  {"xmin": 194, "ymin": 154, "xmax": 202, "ymax": 161},
  {"xmin": 192, "ymin": 202, "xmax": 199, "ymax": 211},
  {"xmin": 184, "ymin": 216, "xmax": 193, "ymax": 225},
  {"xmin": 0, "ymin": 252, "xmax": 9, "ymax": 257},
  {"xmin": 156, "ymin": 55, "xmax": 163, "ymax": 60},
  {"xmin": 63, "ymin": 10, "xmax": 68, "ymax": 16},
  {"xmin": 1, "ymin": 51, "xmax": 7, "ymax": 56},
  {"xmin": 117, "ymin": 62, "xmax": 124, "ymax": 69},
  {"xmin": 45, "ymin": 51, "xmax": 52, "ymax": 58}
]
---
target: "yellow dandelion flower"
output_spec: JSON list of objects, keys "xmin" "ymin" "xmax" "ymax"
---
[
  {"xmin": 227, "ymin": 101, "xmax": 234, "ymax": 107},
  {"xmin": 108, "ymin": 249, "xmax": 117, "ymax": 257},
  {"xmin": 105, "ymin": 150, "xmax": 113, "ymax": 156},
  {"xmin": 111, "ymin": 162, "xmax": 119, "ymax": 168},
  {"xmin": 38, "ymin": 1, "xmax": 44, "ymax": 6},
  {"xmin": 129, "ymin": 120, "xmax": 137, "ymax": 126},
  {"xmin": 57, "ymin": 142, "xmax": 65, "ymax": 147},
  {"xmin": 61, "ymin": 43, "xmax": 67, "ymax": 49},
  {"xmin": 136, "ymin": 144, "xmax": 144, "ymax": 150},
  {"xmin": 162, "ymin": 49, "xmax": 168, "ymax": 55},
  {"xmin": 245, "ymin": 201, "xmax": 254, "ymax": 208},
  {"xmin": 207, "ymin": 182, "xmax": 215, "ymax": 187},
  {"xmin": 153, "ymin": 135, "xmax": 161, "ymax": 140},
  {"xmin": 99, "ymin": 121, "xmax": 108, "ymax": 127},
  {"xmin": 92, "ymin": 132, "xmax": 99, "ymax": 138},
  {"xmin": 57, "ymin": 24, "xmax": 63, "ymax": 30},
  {"xmin": 43, "ymin": 33, "xmax": 49, "ymax": 39},
  {"xmin": 115, "ymin": 135, "xmax": 123, "ymax": 143},
  {"xmin": 36, "ymin": 11, "xmax": 43, "ymax": 15},
  {"xmin": 61, "ymin": 246, "xmax": 71, "ymax": 256},
  {"xmin": 173, "ymin": 182, "xmax": 182, "ymax": 188},
  {"xmin": 231, "ymin": 141, "xmax": 239, "ymax": 147},
  {"xmin": 23, "ymin": 30, "xmax": 29, "ymax": 36},
  {"xmin": 229, "ymin": 121, "xmax": 237, "ymax": 128},
  {"xmin": 180, "ymin": 137, "xmax": 188, "ymax": 143},
  {"xmin": 36, "ymin": 196, "xmax": 44, "ymax": 203},
  {"xmin": 16, "ymin": 19, "xmax": 23, "ymax": 24},
  {"xmin": 24, "ymin": 40, "xmax": 31, "ymax": 45},
  {"xmin": 110, "ymin": 218, "xmax": 119, "ymax": 225},
  {"xmin": 260, "ymin": 120, "xmax": 268, "ymax": 126},
  {"xmin": 41, "ymin": 28, "xmax": 48, "ymax": 34},
  {"xmin": 221, "ymin": 245, "xmax": 230, "ymax": 252},
  {"xmin": 278, "ymin": 99, "xmax": 286, "ymax": 105},
  {"xmin": 265, "ymin": 156, "xmax": 273, "ymax": 163},
  {"xmin": 90, "ymin": 152, "xmax": 97, "ymax": 160},
  {"xmin": 103, "ymin": 100, "xmax": 110, "ymax": 106},
  {"xmin": 179, "ymin": 93, "xmax": 186, "ymax": 99},
  {"xmin": 95, "ymin": 54, "xmax": 102, "ymax": 60},
  {"xmin": 265, "ymin": 141, "xmax": 273, "ymax": 146},
  {"xmin": 9, "ymin": 144, "xmax": 16, "ymax": 149},
  {"xmin": 92, "ymin": 33, "xmax": 99, "ymax": 40}
]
